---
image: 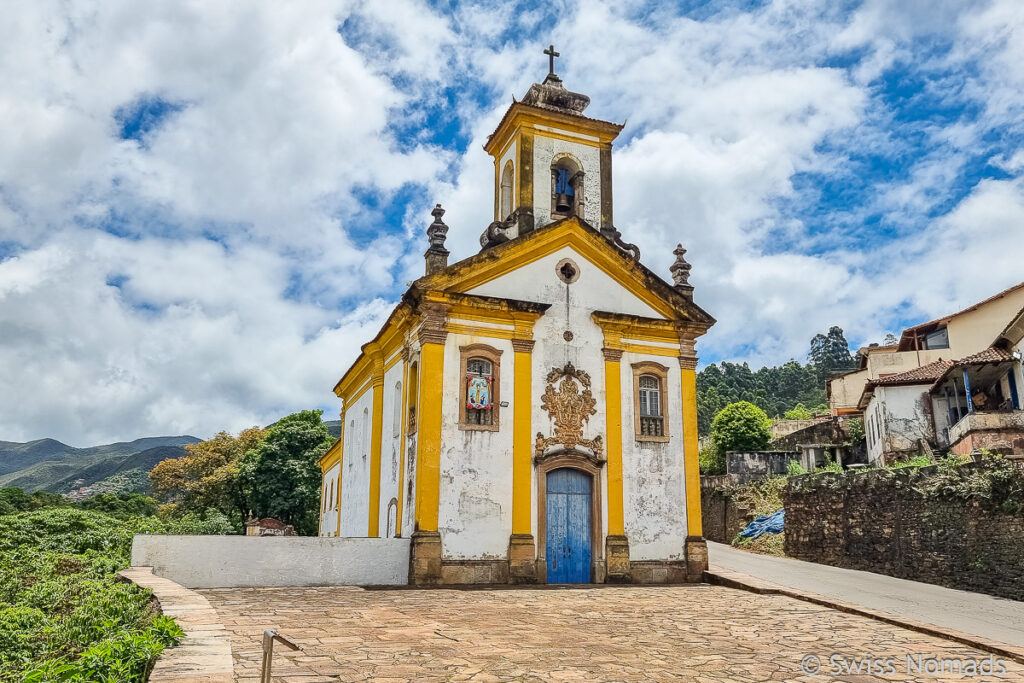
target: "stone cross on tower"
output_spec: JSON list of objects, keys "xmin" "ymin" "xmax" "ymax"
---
[
  {"xmin": 544, "ymin": 44, "xmax": 560, "ymax": 81},
  {"xmin": 424, "ymin": 204, "xmax": 450, "ymax": 275}
]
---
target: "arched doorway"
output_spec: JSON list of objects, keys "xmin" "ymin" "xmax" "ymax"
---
[{"xmin": 545, "ymin": 468, "xmax": 592, "ymax": 583}]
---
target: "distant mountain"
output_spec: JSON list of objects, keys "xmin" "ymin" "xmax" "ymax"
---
[
  {"xmin": 0, "ymin": 435, "xmax": 200, "ymax": 494},
  {"xmin": 324, "ymin": 420, "xmax": 341, "ymax": 439}
]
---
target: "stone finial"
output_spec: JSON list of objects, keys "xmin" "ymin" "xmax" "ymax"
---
[
  {"xmin": 671, "ymin": 244, "xmax": 693, "ymax": 297},
  {"xmin": 424, "ymin": 204, "xmax": 450, "ymax": 275}
]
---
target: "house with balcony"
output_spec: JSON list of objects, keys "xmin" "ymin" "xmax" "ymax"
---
[
  {"xmin": 829, "ymin": 282, "xmax": 1024, "ymax": 417},
  {"xmin": 928, "ymin": 309, "xmax": 1024, "ymax": 456}
]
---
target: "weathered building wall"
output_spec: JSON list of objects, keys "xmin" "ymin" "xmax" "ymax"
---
[
  {"xmin": 865, "ymin": 385, "xmax": 935, "ymax": 465},
  {"xmin": 339, "ymin": 388, "xmax": 373, "ymax": 536},
  {"xmin": 771, "ymin": 417, "xmax": 829, "ymax": 441},
  {"xmin": 726, "ymin": 451, "xmax": 801, "ymax": 477},
  {"xmin": 828, "ymin": 368, "xmax": 868, "ymax": 414},
  {"xmin": 378, "ymin": 359, "xmax": 404, "ymax": 537},
  {"xmin": 531, "ymin": 137, "xmax": 602, "ymax": 229},
  {"xmin": 621, "ymin": 350, "xmax": 688, "ymax": 562},
  {"xmin": 784, "ymin": 466, "xmax": 1024, "ymax": 601},
  {"xmin": 319, "ymin": 462, "xmax": 340, "ymax": 536},
  {"xmin": 437, "ymin": 334, "xmax": 515, "ymax": 561}
]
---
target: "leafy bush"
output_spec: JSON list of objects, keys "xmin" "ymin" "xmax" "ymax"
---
[
  {"xmin": 890, "ymin": 455, "xmax": 932, "ymax": 469},
  {"xmin": 0, "ymin": 507, "xmax": 226, "ymax": 681},
  {"xmin": 698, "ymin": 443, "xmax": 725, "ymax": 476},
  {"xmin": 710, "ymin": 401, "xmax": 772, "ymax": 454},
  {"xmin": 786, "ymin": 460, "xmax": 808, "ymax": 477}
]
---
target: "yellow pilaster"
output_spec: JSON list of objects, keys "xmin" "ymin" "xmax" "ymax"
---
[
  {"xmin": 680, "ymin": 360, "xmax": 702, "ymax": 537},
  {"xmin": 367, "ymin": 347, "xmax": 385, "ymax": 537},
  {"xmin": 511, "ymin": 338, "xmax": 534, "ymax": 535},
  {"xmin": 603, "ymin": 345, "xmax": 626, "ymax": 536},
  {"xmin": 413, "ymin": 307, "xmax": 447, "ymax": 533},
  {"xmin": 394, "ymin": 353, "xmax": 410, "ymax": 536}
]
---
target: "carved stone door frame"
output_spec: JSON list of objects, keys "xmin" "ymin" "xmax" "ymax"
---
[{"xmin": 535, "ymin": 451, "xmax": 605, "ymax": 584}]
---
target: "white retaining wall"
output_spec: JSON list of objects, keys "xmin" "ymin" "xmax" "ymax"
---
[{"xmin": 131, "ymin": 535, "xmax": 410, "ymax": 588}]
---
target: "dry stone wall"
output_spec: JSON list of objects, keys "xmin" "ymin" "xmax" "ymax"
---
[{"xmin": 784, "ymin": 465, "xmax": 1024, "ymax": 601}]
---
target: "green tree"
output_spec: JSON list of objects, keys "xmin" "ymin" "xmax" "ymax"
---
[
  {"xmin": 150, "ymin": 427, "xmax": 266, "ymax": 521},
  {"xmin": 78, "ymin": 493, "xmax": 160, "ymax": 518},
  {"xmin": 238, "ymin": 410, "xmax": 333, "ymax": 535},
  {"xmin": 711, "ymin": 401, "xmax": 772, "ymax": 454},
  {"xmin": 808, "ymin": 325, "xmax": 856, "ymax": 377}
]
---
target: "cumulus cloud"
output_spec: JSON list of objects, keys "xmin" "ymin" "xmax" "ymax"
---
[{"xmin": 1, "ymin": 0, "xmax": 1023, "ymax": 443}]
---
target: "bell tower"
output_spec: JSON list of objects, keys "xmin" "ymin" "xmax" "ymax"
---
[{"xmin": 480, "ymin": 46, "xmax": 624, "ymax": 249}]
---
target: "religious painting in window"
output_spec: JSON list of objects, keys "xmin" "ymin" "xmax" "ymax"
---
[
  {"xmin": 459, "ymin": 344, "xmax": 502, "ymax": 431},
  {"xmin": 632, "ymin": 362, "xmax": 670, "ymax": 442}
]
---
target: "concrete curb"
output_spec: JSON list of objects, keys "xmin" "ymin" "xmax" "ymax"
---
[
  {"xmin": 119, "ymin": 566, "xmax": 234, "ymax": 683},
  {"xmin": 705, "ymin": 566, "xmax": 1024, "ymax": 666}
]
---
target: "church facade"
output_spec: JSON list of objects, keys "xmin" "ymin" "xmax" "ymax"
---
[{"xmin": 318, "ymin": 53, "xmax": 715, "ymax": 585}]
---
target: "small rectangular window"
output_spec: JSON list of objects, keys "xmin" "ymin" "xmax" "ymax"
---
[{"xmin": 633, "ymin": 364, "xmax": 669, "ymax": 442}]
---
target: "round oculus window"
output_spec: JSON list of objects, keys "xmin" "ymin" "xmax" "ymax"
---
[{"xmin": 556, "ymin": 258, "xmax": 580, "ymax": 284}]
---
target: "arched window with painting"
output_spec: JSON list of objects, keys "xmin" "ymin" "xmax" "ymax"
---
[
  {"xmin": 460, "ymin": 344, "xmax": 502, "ymax": 431},
  {"xmin": 632, "ymin": 362, "xmax": 670, "ymax": 442}
]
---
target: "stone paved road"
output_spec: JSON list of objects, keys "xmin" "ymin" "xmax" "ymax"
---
[
  {"xmin": 201, "ymin": 584, "xmax": 1024, "ymax": 682},
  {"xmin": 708, "ymin": 541, "xmax": 1024, "ymax": 649}
]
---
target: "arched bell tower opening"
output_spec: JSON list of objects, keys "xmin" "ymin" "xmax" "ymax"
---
[
  {"xmin": 500, "ymin": 161, "xmax": 514, "ymax": 220},
  {"xmin": 550, "ymin": 154, "xmax": 583, "ymax": 220}
]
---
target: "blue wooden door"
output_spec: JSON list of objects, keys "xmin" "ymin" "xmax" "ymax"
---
[{"xmin": 545, "ymin": 468, "xmax": 592, "ymax": 583}]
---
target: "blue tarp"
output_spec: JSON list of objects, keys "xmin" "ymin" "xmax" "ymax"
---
[{"xmin": 738, "ymin": 509, "xmax": 785, "ymax": 539}]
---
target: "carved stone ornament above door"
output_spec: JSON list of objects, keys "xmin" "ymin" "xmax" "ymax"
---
[{"xmin": 535, "ymin": 362, "xmax": 604, "ymax": 464}]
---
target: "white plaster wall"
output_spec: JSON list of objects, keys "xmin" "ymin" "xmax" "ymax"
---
[
  {"xmin": 132, "ymin": 535, "xmax": 410, "ymax": 588},
  {"xmin": 874, "ymin": 384, "xmax": 936, "ymax": 463},
  {"xmin": 340, "ymin": 389, "xmax": 373, "ymax": 537},
  {"xmin": 532, "ymin": 134, "xmax": 602, "ymax": 229},
  {"xmin": 523, "ymin": 255, "xmax": 613, "ymax": 555},
  {"xmin": 620, "ymin": 352, "xmax": 687, "ymax": 561},
  {"xmin": 865, "ymin": 398, "xmax": 884, "ymax": 465},
  {"xmin": 438, "ymin": 334, "xmax": 515, "ymax": 559},
  {"xmin": 319, "ymin": 463, "xmax": 340, "ymax": 537},
  {"xmin": 467, "ymin": 246, "xmax": 664, "ymax": 319},
  {"xmin": 378, "ymin": 362, "xmax": 404, "ymax": 536}
]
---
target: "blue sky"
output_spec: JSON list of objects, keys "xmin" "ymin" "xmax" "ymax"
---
[{"xmin": 1, "ymin": 0, "xmax": 1023, "ymax": 444}]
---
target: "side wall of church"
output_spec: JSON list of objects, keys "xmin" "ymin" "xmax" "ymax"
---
[
  {"xmin": 319, "ymin": 462, "xmax": 340, "ymax": 537},
  {"xmin": 620, "ymin": 351, "xmax": 689, "ymax": 561},
  {"xmin": 532, "ymin": 136, "xmax": 602, "ymax": 229},
  {"xmin": 339, "ymin": 388, "xmax": 373, "ymax": 537},
  {"xmin": 438, "ymin": 334, "xmax": 516, "ymax": 559},
  {"xmin": 378, "ymin": 360, "xmax": 405, "ymax": 537}
]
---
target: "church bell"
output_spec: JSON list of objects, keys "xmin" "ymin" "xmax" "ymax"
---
[{"xmin": 555, "ymin": 193, "xmax": 573, "ymax": 214}]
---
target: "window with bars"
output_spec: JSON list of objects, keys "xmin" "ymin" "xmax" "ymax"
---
[{"xmin": 638, "ymin": 374, "xmax": 664, "ymax": 437}]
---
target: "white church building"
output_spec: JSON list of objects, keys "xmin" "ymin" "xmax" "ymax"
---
[{"xmin": 318, "ymin": 50, "xmax": 715, "ymax": 585}]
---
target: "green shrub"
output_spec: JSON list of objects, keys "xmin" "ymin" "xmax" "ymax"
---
[
  {"xmin": 786, "ymin": 460, "xmax": 808, "ymax": 477},
  {"xmin": 890, "ymin": 455, "xmax": 932, "ymax": 469},
  {"xmin": 710, "ymin": 401, "xmax": 772, "ymax": 454},
  {"xmin": 0, "ymin": 507, "xmax": 202, "ymax": 682}
]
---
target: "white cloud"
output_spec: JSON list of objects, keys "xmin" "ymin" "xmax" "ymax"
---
[{"xmin": 2, "ymin": 0, "xmax": 1024, "ymax": 444}]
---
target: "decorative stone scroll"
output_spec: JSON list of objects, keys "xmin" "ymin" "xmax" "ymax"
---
[{"xmin": 535, "ymin": 362, "xmax": 603, "ymax": 459}]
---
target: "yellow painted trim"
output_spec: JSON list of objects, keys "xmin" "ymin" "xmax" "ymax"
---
[
  {"xmin": 447, "ymin": 322, "xmax": 516, "ymax": 340},
  {"xmin": 367, "ymin": 349, "xmax": 385, "ymax": 538},
  {"xmin": 621, "ymin": 343, "xmax": 681, "ymax": 358},
  {"xmin": 346, "ymin": 380, "xmax": 373, "ymax": 409},
  {"xmin": 383, "ymin": 351, "xmax": 403, "ymax": 373},
  {"xmin": 604, "ymin": 356, "xmax": 625, "ymax": 536},
  {"xmin": 680, "ymin": 366, "xmax": 702, "ymax": 537},
  {"xmin": 413, "ymin": 340, "xmax": 445, "ymax": 532},
  {"xmin": 394, "ymin": 359, "xmax": 409, "ymax": 536},
  {"xmin": 424, "ymin": 219, "xmax": 679, "ymax": 320},
  {"xmin": 484, "ymin": 104, "xmax": 622, "ymax": 156},
  {"xmin": 512, "ymin": 348, "xmax": 533, "ymax": 535},
  {"xmin": 333, "ymin": 306, "xmax": 412, "ymax": 398},
  {"xmin": 318, "ymin": 435, "xmax": 343, "ymax": 468}
]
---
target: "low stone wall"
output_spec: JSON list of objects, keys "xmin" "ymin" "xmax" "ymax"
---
[
  {"xmin": 132, "ymin": 535, "xmax": 410, "ymax": 588},
  {"xmin": 727, "ymin": 451, "xmax": 800, "ymax": 477},
  {"xmin": 700, "ymin": 480, "xmax": 754, "ymax": 544},
  {"xmin": 784, "ymin": 466, "xmax": 1024, "ymax": 600}
]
